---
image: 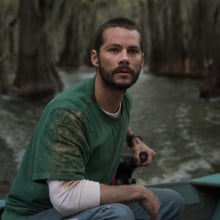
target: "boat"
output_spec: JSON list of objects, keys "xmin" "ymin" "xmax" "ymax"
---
[
  {"xmin": 151, "ymin": 173, "xmax": 220, "ymax": 220},
  {"xmin": 1, "ymin": 173, "xmax": 220, "ymax": 219},
  {"xmin": 0, "ymin": 200, "xmax": 5, "ymax": 219}
]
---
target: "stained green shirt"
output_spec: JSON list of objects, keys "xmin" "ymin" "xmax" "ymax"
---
[{"xmin": 2, "ymin": 77, "xmax": 131, "ymax": 220}]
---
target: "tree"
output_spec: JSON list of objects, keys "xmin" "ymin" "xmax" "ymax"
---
[
  {"xmin": 198, "ymin": 0, "xmax": 220, "ymax": 98},
  {"xmin": 57, "ymin": 1, "xmax": 97, "ymax": 67},
  {"xmin": 14, "ymin": 0, "xmax": 63, "ymax": 97},
  {"xmin": 146, "ymin": 0, "xmax": 219, "ymax": 76},
  {"xmin": 1, "ymin": 0, "xmax": 219, "ymax": 98},
  {"xmin": 0, "ymin": 0, "xmax": 18, "ymax": 94}
]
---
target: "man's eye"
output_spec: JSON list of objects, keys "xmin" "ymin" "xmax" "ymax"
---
[
  {"xmin": 109, "ymin": 48, "xmax": 119, "ymax": 53},
  {"xmin": 128, "ymin": 49, "xmax": 140, "ymax": 55}
]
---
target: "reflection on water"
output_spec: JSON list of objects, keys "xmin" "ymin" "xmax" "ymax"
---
[{"xmin": 0, "ymin": 69, "xmax": 220, "ymax": 197}]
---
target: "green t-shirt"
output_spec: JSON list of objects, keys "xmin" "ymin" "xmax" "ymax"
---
[{"xmin": 2, "ymin": 77, "xmax": 131, "ymax": 220}]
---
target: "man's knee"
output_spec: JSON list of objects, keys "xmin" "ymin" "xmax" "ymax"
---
[
  {"xmin": 168, "ymin": 189, "xmax": 184, "ymax": 210},
  {"xmin": 65, "ymin": 203, "xmax": 135, "ymax": 220},
  {"xmin": 161, "ymin": 189, "xmax": 185, "ymax": 219},
  {"xmin": 99, "ymin": 203, "xmax": 135, "ymax": 220},
  {"xmin": 150, "ymin": 188, "xmax": 184, "ymax": 219}
]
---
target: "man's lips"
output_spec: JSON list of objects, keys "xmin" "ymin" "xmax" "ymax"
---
[
  {"xmin": 120, "ymin": 68, "xmax": 130, "ymax": 73},
  {"xmin": 113, "ymin": 66, "xmax": 133, "ymax": 75},
  {"xmin": 115, "ymin": 71, "xmax": 132, "ymax": 78}
]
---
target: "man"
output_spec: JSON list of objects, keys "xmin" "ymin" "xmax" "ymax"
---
[{"xmin": 2, "ymin": 18, "xmax": 184, "ymax": 220}]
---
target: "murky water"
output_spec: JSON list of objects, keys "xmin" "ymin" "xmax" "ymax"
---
[
  {"xmin": 0, "ymin": 68, "xmax": 220, "ymax": 197},
  {"xmin": 129, "ymin": 73, "xmax": 220, "ymax": 185}
]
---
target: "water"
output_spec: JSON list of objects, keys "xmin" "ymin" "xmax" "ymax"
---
[
  {"xmin": 0, "ymin": 69, "xmax": 220, "ymax": 197},
  {"xmin": 129, "ymin": 73, "xmax": 220, "ymax": 185}
]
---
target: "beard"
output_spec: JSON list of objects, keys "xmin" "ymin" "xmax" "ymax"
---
[{"xmin": 98, "ymin": 61, "xmax": 142, "ymax": 91}]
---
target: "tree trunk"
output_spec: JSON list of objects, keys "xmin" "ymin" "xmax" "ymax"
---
[
  {"xmin": 0, "ymin": 53, "xmax": 9, "ymax": 94},
  {"xmin": 0, "ymin": 0, "xmax": 18, "ymax": 94},
  {"xmin": 58, "ymin": 0, "xmax": 97, "ymax": 67},
  {"xmin": 199, "ymin": 1, "xmax": 220, "ymax": 99},
  {"xmin": 58, "ymin": 11, "xmax": 80, "ymax": 67},
  {"xmin": 147, "ymin": 0, "xmax": 219, "ymax": 79},
  {"xmin": 14, "ymin": 0, "xmax": 63, "ymax": 97},
  {"xmin": 147, "ymin": 0, "xmax": 191, "ymax": 75},
  {"xmin": 200, "ymin": 61, "xmax": 220, "ymax": 99}
]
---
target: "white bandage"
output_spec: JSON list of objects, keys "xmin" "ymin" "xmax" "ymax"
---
[{"xmin": 47, "ymin": 179, "xmax": 100, "ymax": 216}]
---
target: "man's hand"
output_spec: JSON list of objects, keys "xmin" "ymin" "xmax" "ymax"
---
[
  {"xmin": 127, "ymin": 128, "xmax": 156, "ymax": 166},
  {"xmin": 132, "ymin": 139, "xmax": 156, "ymax": 166},
  {"xmin": 139, "ymin": 186, "xmax": 160, "ymax": 220}
]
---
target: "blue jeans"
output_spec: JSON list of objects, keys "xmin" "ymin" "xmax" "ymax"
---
[{"xmin": 28, "ymin": 188, "xmax": 184, "ymax": 220}]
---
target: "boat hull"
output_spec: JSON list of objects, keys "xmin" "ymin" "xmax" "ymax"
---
[{"xmin": 151, "ymin": 177, "xmax": 220, "ymax": 220}]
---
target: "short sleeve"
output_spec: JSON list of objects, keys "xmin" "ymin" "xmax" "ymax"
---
[{"xmin": 32, "ymin": 108, "xmax": 89, "ymax": 181}]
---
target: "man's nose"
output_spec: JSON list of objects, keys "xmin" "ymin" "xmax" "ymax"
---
[{"xmin": 119, "ymin": 50, "xmax": 129, "ymax": 64}]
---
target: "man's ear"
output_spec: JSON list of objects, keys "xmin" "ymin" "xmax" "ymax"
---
[{"xmin": 91, "ymin": 49, "xmax": 99, "ymax": 67}]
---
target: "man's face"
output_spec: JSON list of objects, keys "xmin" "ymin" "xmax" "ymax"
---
[{"xmin": 91, "ymin": 27, "xmax": 144, "ymax": 90}]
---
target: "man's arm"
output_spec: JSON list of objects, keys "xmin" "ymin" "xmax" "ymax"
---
[
  {"xmin": 48, "ymin": 179, "xmax": 160, "ymax": 220},
  {"xmin": 48, "ymin": 130, "xmax": 158, "ymax": 219},
  {"xmin": 48, "ymin": 180, "xmax": 100, "ymax": 216},
  {"xmin": 100, "ymin": 183, "xmax": 160, "ymax": 220}
]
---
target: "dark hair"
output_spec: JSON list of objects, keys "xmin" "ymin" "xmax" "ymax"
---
[{"xmin": 94, "ymin": 17, "xmax": 143, "ymax": 52}]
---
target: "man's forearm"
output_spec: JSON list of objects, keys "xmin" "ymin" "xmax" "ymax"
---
[
  {"xmin": 100, "ymin": 183, "xmax": 160, "ymax": 219},
  {"xmin": 100, "ymin": 183, "xmax": 146, "ymax": 204}
]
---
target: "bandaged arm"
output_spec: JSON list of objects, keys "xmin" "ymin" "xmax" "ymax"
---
[{"xmin": 47, "ymin": 179, "xmax": 100, "ymax": 216}]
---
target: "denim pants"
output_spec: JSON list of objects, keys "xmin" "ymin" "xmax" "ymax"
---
[{"xmin": 28, "ymin": 188, "xmax": 184, "ymax": 220}]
